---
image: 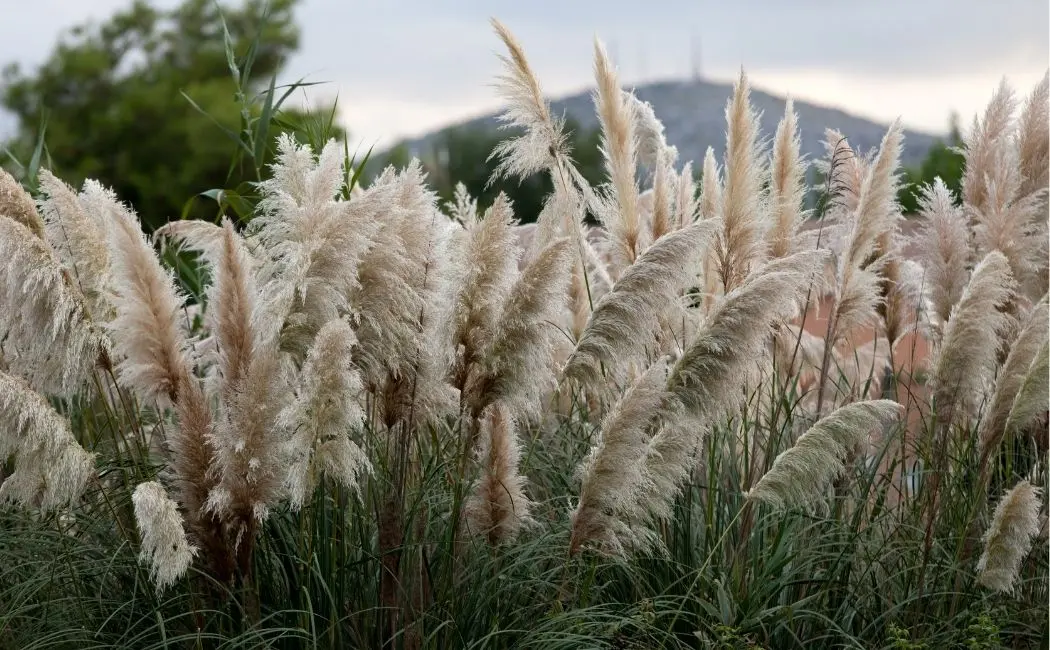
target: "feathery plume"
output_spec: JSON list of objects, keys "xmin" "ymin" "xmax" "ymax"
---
[
  {"xmin": 133, "ymin": 481, "xmax": 198, "ymax": 591},
  {"xmin": 489, "ymin": 19, "xmax": 569, "ymax": 180},
  {"xmin": 252, "ymin": 135, "xmax": 380, "ymax": 355},
  {"xmin": 0, "ymin": 217, "xmax": 102, "ymax": 395},
  {"xmin": 634, "ymin": 251, "xmax": 828, "ymax": 521},
  {"xmin": 767, "ymin": 100, "xmax": 807, "ymax": 259},
  {"xmin": 464, "ymin": 403, "xmax": 531, "ymax": 545},
  {"xmin": 206, "ymin": 220, "xmax": 258, "ymax": 401},
  {"xmin": 353, "ymin": 162, "xmax": 457, "ymax": 425},
  {"xmin": 930, "ymin": 251, "xmax": 1015, "ymax": 426},
  {"xmin": 593, "ymin": 40, "xmax": 643, "ymax": 269},
  {"xmin": 746, "ymin": 400, "xmax": 902, "ymax": 509},
  {"xmin": 816, "ymin": 129, "xmax": 867, "ymax": 215},
  {"xmin": 104, "ymin": 192, "xmax": 193, "ymax": 406},
  {"xmin": 629, "ymin": 94, "xmax": 677, "ymax": 168},
  {"xmin": 962, "ymin": 80, "xmax": 1017, "ymax": 218},
  {"xmin": 699, "ymin": 147, "xmax": 722, "ymax": 221},
  {"xmin": 465, "ymin": 238, "xmax": 573, "ymax": 418},
  {"xmin": 669, "ymin": 250, "xmax": 829, "ymax": 421},
  {"xmin": 206, "ymin": 221, "xmax": 286, "ymax": 530},
  {"xmin": 38, "ymin": 173, "xmax": 111, "ymax": 315},
  {"xmin": 819, "ymin": 121, "xmax": 903, "ymax": 408},
  {"xmin": 977, "ymin": 479, "xmax": 1042, "ymax": 593},
  {"xmin": 570, "ymin": 361, "xmax": 667, "ymax": 555},
  {"xmin": 979, "ymin": 297, "xmax": 1049, "ymax": 456},
  {"xmin": 648, "ymin": 154, "xmax": 674, "ymax": 242},
  {"xmin": 0, "ymin": 371, "xmax": 95, "ymax": 510},
  {"xmin": 0, "ymin": 169, "xmax": 45, "ymax": 238},
  {"xmin": 699, "ymin": 147, "xmax": 723, "ymax": 308},
  {"xmin": 1002, "ymin": 338, "xmax": 1049, "ymax": 442},
  {"xmin": 913, "ymin": 178, "xmax": 971, "ymax": 329},
  {"xmin": 674, "ymin": 161, "xmax": 698, "ymax": 228},
  {"xmin": 564, "ymin": 222, "xmax": 718, "ymax": 388},
  {"xmin": 279, "ymin": 319, "xmax": 369, "ymax": 510},
  {"xmin": 449, "ymin": 194, "xmax": 521, "ymax": 390},
  {"xmin": 1016, "ymin": 72, "xmax": 1049, "ymax": 200},
  {"xmin": 715, "ymin": 70, "xmax": 767, "ymax": 293},
  {"xmin": 446, "ymin": 182, "xmax": 479, "ymax": 225}
]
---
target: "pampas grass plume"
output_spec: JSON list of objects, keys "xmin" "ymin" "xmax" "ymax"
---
[
  {"xmin": 133, "ymin": 481, "xmax": 198, "ymax": 591},
  {"xmin": 977, "ymin": 479, "xmax": 1042, "ymax": 593},
  {"xmin": 746, "ymin": 400, "xmax": 902, "ymax": 509}
]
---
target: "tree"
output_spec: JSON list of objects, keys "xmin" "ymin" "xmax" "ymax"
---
[
  {"xmin": 1, "ymin": 0, "xmax": 335, "ymax": 229},
  {"xmin": 898, "ymin": 113, "xmax": 965, "ymax": 213}
]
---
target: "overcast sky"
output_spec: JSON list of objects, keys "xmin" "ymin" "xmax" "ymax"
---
[{"xmin": 1, "ymin": 0, "xmax": 1047, "ymax": 150}]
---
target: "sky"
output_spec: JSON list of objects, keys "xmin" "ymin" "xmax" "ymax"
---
[{"xmin": 0, "ymin": 0, "xmax": 1047, "ymax": 150}]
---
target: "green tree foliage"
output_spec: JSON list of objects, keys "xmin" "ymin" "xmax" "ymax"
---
[
  {"xmin": 898, "ymin": 114, "xmax": 965, "ymax": 213},
  {"xmin": 0, "ymin": 0, "xmax": 337, "ymax": 229}
]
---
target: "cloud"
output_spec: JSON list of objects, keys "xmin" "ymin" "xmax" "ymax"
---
[{"xmin": 1, "ymin": 0, "xmax": 1047, "ymax": 145}]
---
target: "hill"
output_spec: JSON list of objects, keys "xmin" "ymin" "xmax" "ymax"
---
[{"xmin": 395, "ymin": 77, "xmax": 942, "ymax": 170}]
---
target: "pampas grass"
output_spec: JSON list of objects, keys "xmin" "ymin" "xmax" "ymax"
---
[
  {"xmin": 978, "ymin": 296, "xmax": 1049, "ymax": 459},
  {"xmin": 593, "ymin": 40, "xmax": 643, "ymax": 271},
  {"xmin": 464, "ymin": 403, "xmax": 531, "ymax": 545},
  {"xmin": 914, "ymin": 178, "xmax": 971, "ymax": 331},
  {"xmin": 767, "ymin": 100, "xmax": 807, "ymax": 259},
  {"xmin": 747, "ymin": 400, "xmax": 901, "ymax": 509},
  {"xmin": 0, "ymin": 168, "xmax": 45, "ymax": 238},
  {"xmin": 978, "ymin": 479, "xmax": 1043, "ymax": 593},
  {"xmin": 0, "ymin": 28, "xmax": 1046, "ymax": 649},
  {"xmin": 570, "ymin": 360, "xmax": 668, "ymax": 555},
  {"xmin": 0, "ymin": 370, "xmax": 94, "ymax": 510},
  {"xmin": 0, "ymin": 217, "xmax": 102, "ymax": 395},
  {"xmin": 715, "ymin": 71, "xmax": 767, "ymax": 293},
  {"xmin": 930, "ymin": 251, "xmax": 1015, "ymax": 427},
  {"xmin": 132, "ymin": 481, "xmax": 198, "ymax": 591},
  {"xmin": 563, "ymin": 221, "xmax": 718, "ymax": 389}
]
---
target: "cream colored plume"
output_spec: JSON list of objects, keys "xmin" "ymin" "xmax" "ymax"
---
[
  {"xmin": 0, "ymin": 370, "xmax": 95, "ymax": 510},
  {"xmin": 563, "ymin": 221, "xmax": 718, "ymax": 389},
  {"xmin": 489, "ymin": 19, "xmax": 570, "ymax": 180},
  {"xmin": 930, "ymin": 251, "xmax": 1015, "ymax": 427},
  {"xmin": 279, "ymin": 318, "xmax": 369, "ymax": 510},
  {"xmin": 637, "ymin": 250, "xmax": 829, "ymax": 522},
  {"xmin": 746, "ymin": 400, "xmax": 902, "ymax": 509},
  {"xmin": 977, "ymin": 479, "xmax": 1042, "ymax": 593},
  {"xmin": 103, "ymin": 190, "xmax": 194, "ymax": 406},
  {"xmin": 465, "ymin": 238, "xmax": 573, "ymax": 419},
  {"xmin": 767, "ymin": 100, "xmax": 808, "ymax": 259},
  {"xmin": 913, "ymin": 178, "xmax": 971, "ymax": 331},
  {"xmin": 252, "ymin": 135, "xmax": 380, "ymax": 356},
  {"xmin": 464, "ymin": 403, "xmax": 532, "ymax": 545},
  {"xmin": 352, "ymin": 162, "xmax": 457, "ymax": 426},
  {"xmin": 0, "ymin": 217, "xmax": 102, "ymax": 395},
  {"xmin": 714, "ymin": 70, "xmax": 767, "ymax": 293},
  {"xmin": 1016, "ymin": 72, "xmax": 1049, "ymax": 201},
  {"xmin": 961, "ymin": 80, "xmax": 1017, "ymax": 219},
  {"xmin": 570, "ymin": 361, "xmax": 667, "ymax": 555},
  {"xmin": 0, "ymin": 169, "xmax": 45, "ymax": 238},
  {"xmin": 449, "ymin": 193, "xmax": 521, "ymax": 392},
  {"xmin": 133, "ymin": 481, "xmax": 197, "ymax": 591},
  {"xmin": 593, "ymin": 40, "xmax": 643, "ymax": 270},
  {"xmin": 38, "ymin": 173, "xmax": 111, "ymax": 317},
  {"xmin": 979, "ymin": 296, "xmax": 1049, "ymax": 457}
]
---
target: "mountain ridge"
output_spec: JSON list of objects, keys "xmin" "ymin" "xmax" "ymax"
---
[{"xmin": 395, "ymin": 77, "xmax": 943, "ymax": 170}]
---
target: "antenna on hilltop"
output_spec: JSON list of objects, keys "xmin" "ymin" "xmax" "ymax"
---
[{"xmin": 690, "ymin": 31, "xmax": 703, "ymax": 81}]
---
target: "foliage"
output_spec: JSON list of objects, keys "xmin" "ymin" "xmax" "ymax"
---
[
  {"xmin": 0, "ymin": 0, "xmax": 343, "ymax": 229},
  {"xmin": 898, "ymin": 114, "xmax": 966, "ymax": 213}
]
